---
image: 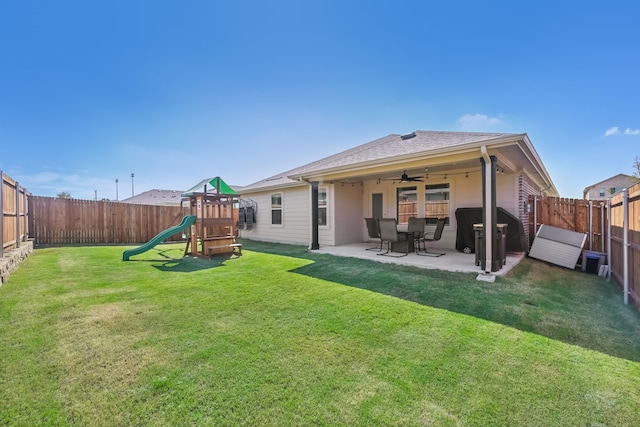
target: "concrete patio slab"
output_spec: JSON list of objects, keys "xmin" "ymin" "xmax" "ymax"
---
[{"xmin": 312, "ymin": 243, "xmax": 524, "ymax": 276}]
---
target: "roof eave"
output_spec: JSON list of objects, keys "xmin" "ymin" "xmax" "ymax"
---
[
  {"xmin": 287, "ymin": 134, "xmax": 530, "ymax": 181},
  {"xmin": 238, "ymin": 179, "xmax": 306, "ymax": 195}
]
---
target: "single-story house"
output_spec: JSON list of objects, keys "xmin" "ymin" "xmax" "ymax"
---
[
  {"xmin": 583, "ymin": 173, "xmax": 636, "ymax": 200},
  {"xmin": 238, "ymin": 130, "xmax": 558, "ymax": 272}
]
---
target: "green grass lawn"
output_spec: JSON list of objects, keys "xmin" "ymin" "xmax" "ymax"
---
[{"xmin": 1, "ymin": 241, "xmax": 640, "ymax": 426}]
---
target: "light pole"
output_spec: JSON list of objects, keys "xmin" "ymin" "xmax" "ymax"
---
[
  {"xmin": 131, "ymin": 173, "xmax": 134, "ymax": 197},
  {"xmin": 115, "ymin": 179, "xmax": 119, "ymax": 201}
]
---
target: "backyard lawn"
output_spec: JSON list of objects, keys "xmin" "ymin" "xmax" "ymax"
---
[{"xmin": 1, "ymin": 241, "xmax": 640, "ymax": 426}]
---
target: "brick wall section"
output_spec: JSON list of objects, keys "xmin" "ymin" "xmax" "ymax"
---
[{"xmin": 518, "ymin": 174, "xmax": 540, "ymax": 248}]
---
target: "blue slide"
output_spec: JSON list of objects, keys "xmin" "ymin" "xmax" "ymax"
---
[{"xmin": 122, "ymin": 215, "xmax": 197, "ymax": 261}]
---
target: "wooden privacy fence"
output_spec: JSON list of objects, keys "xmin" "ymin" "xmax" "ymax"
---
[
  {"xmin": 528, "ymin": 195, "xmax": 607, "ymax": 251},
  {"xmin": 398, "ymin": 201, "xmax": 449, "ymax": 224},
  {"xmin": 1, "ymin": 172, "xmax": 30, "ymax": 257},
  {"xmin": 529, "ymin": 185, "xmax": 640, "ymax": 309},
  {"xmin": 608, "ymin": 183, "xmax": 640, "ymax": 308},
  {"xmin": 29, "ymin": 196, "xmax": 190, "ymax": 245}
]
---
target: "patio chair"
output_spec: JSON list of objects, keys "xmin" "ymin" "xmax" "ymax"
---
[
  {"xmin": 377, "ymin": 218, "xmax": 409, "ymax": 257},
  {"xmin": 407, "ymin": 217, "xmax": 426, "ymax": 253},
  {"xmin": 364, "ymin": 218, "xmax": 383, "ymax": 251},
  {"xmin": 416, "ymin": 217, "xmax": 446, "ymax": 257}
]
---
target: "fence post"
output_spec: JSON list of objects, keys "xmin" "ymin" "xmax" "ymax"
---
[
  {"xmin": 23, "ymin": 188, "xmax": 29, "ymax": 240},
  {"xmin": 622, "ymin": 188, "xmax": 629, "ymax": 305},
  {"xmin": 606, "ymin": 198, "xmax": 611, "ymax": 282},
  {"xmin": 600, "ymin": 202, "xmax": 605, "ymax": 253},
  {"xmin": 15, "ymin": 181, "xmax": 21, "ymax": 248},
  {"xmin": 0, "ymin": 171, "xmax": 3, "ymax": 258},
  {"xmin": 588, "ymin": 200, "xmax": 593, "ymax": 250}
]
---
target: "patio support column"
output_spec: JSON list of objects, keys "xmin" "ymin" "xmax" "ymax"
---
[
  {"xmin": 310, "ymin": 181, "xmax": 320, "ymax": 250},
  {"xmin": 480, "ymin": 150, "xmax": 499, "ymax": 272}
]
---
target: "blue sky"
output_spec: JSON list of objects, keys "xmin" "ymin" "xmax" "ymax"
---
[{"xmin": 1, "ymin": 1, "xmax": 638, "ymax": 200}]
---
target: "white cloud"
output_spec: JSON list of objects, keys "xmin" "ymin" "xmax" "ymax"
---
[
  {"xmin": 457, "ymin": 113, "xmax": 503, "ymax": 130},
  {"xmin": 604, "ymin": 126, "xmax": 640, "ymax": 136},
  {"xmin": 604, "ymin": 126, "xmax": 620, "ymax": 136}
]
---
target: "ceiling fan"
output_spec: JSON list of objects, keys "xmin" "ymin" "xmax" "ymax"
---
[{"xmin": 383, "ymin": 170, "xmax": 423, "ymax": 182}]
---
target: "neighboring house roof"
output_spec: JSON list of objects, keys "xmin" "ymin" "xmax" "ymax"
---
[
  {"xmin": 582, "ymin": 173, "xmax": 634, "ymax": 195},
  {"xmin": 240, "ymin": 130, "xmax": 558, "ymax": 195},
  {"xmin": 121, "ymin": 189, "xmax": 184, "ymax": 205}
]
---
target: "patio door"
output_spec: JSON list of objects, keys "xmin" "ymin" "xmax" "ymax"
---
[{"xmin": 371, "ymin": 192, "xmax": 383, "ymax": 219}]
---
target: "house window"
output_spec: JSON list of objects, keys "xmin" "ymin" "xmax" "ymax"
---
[
  {"xmin": 396, "ymin": 186, "xmax": 417, "ymax": 224},
  {"xmin": 599, "ymin": 188, "xmax": 606, "ymax": 197},
  {"xmin": 271, "ymin": 193, "xmax": 282, "ymax": 225},
  {"xmin": 425, "ymin": 183, "xmax": 450, "ymax": 225},
  {"xmin": 318, "ymin": 188, "xmax": 327, "ymax": 226}
]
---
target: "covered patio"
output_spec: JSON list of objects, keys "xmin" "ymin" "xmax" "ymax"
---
[
  {"xmin": 314, "ymin": 243, "xmax": 525, "ymax": 276},
  {"xmin": 239, "ymin": 131, "xmax": 557, "ymax": 276}
]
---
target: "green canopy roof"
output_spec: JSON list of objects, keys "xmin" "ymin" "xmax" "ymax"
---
[{"xmin": 182, "ymin": 177, "xmax": 238, "ymax": 196}]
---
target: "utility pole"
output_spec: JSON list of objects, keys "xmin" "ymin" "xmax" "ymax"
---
[
  {"xmin": 115, "ymin": 179, "xmax": 119, "ymax": 201},
  {"xmin": 94, "ymin": 190, "xmax": 97, "ymax": 201},
  {"xmin": 131, "ymin": 173, "xmax": 134, "ymax": 197}
]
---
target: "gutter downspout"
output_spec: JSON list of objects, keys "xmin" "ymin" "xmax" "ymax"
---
[
  {"xmin": 533, "ymin": 195, "xmax": 538, "ymax": 236},
  {"xmin": 480, "ymin": 146, "xmax": 494, "ymax": 273}
]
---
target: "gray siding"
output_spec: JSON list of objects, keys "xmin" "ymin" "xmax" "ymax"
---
[
  {"xmin": 584, "ymin": 175, "xmax": 635, "ymax": 200},
  {"xmin": 333, "ymin": 184, "xmax": 362, "ymax": 245},
  {"xmin": 240, "ymin": 185, "xmax": 310, "ymax": 245}
]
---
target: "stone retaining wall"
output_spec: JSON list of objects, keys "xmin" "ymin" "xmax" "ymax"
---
[{"xmin": 0, "ymin": 240, "xmax": 33, "ymax": 285}]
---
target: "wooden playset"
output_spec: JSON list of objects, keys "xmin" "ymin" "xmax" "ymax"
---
[{"xmin": 182, "ymin": 177, "xmax": 241, "ymax": 257}]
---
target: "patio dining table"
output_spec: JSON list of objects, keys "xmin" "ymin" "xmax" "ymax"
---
[{"xmin": 394, "ymin": 224, "xmax": 415, "ymax": 253}]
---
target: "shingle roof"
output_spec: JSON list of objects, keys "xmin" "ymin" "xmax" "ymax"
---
[
  {"xmin": 240, "ymin": 130, "xmax": 518, "ymax": 192},
  {"xmin": 121, "ymin": 189, "xmax": 184, "ymax": 205}
]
